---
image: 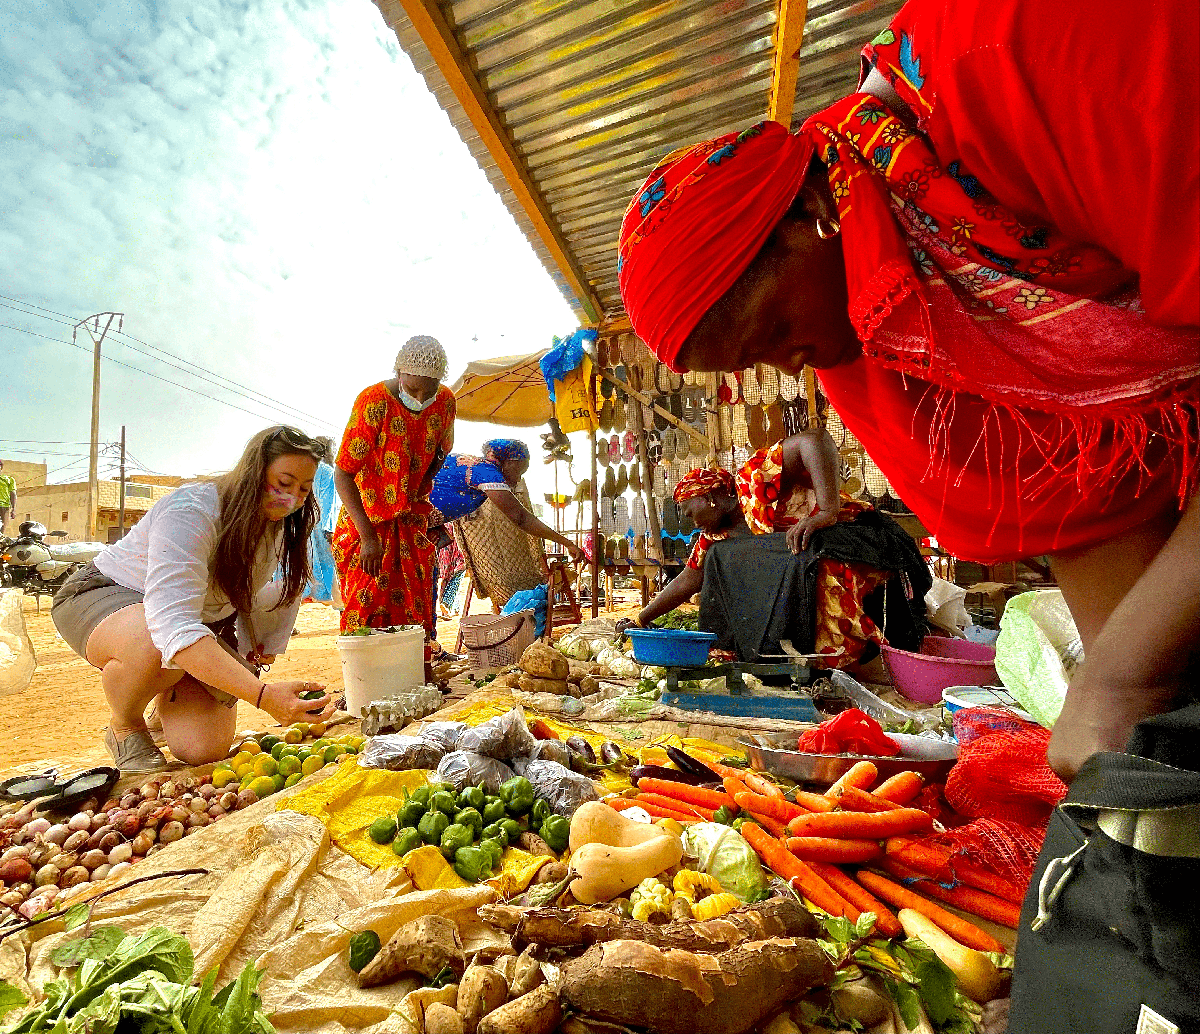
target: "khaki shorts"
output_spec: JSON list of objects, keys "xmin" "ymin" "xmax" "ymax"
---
[{"xmin": 52, "ymin": 562, "xmax": 243, "ymax": 706}]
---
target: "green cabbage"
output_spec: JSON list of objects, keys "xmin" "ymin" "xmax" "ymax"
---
[{"xmin": 683, "ymin": 822, "xmax": 766, "ymax": 901}]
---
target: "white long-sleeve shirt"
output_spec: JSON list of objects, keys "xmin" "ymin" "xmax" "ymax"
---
[{"xmin": 94, "ymin": 481, "xmax": 299, "ymax": 668}]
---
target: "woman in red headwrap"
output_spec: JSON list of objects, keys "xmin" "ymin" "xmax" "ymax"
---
[{"xmin": 618, "ymin": 0, "xmax": 1198, "ymax": 781}]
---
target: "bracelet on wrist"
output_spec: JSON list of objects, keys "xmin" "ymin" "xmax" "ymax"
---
[{"xmin": 255, "ymin": 683, "xmax": 265, "ymax": 710}]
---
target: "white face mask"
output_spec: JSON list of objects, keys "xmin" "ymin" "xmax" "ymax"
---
[
  {"xmin": 398, "ymin": 386, "xmax": 436, "ymax": 413},
  {"xmin": 265, "ymin": 483, "xmax": 303, "ymax": 516}
]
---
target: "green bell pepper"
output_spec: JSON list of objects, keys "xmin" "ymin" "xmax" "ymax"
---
[
  {"xmin": 453, "ymin": 846, "xmax": 492, "ymax": 883},
  {"xmin": 392, "ymin": 826, "xmax": 423, "ymax": 856},
  {"xmin": 531, "ymin": 798, "xmax": 552, "ymax": 826},
  {"xmin": 478, "ymin": 837, "xmax": 504, "ymax": 869},
  {"xmin": 441, "ymin": 822, "xmax": 474, "ymax": 859},
  {"xmin": 731, "ymin": 816, "xmax": 748, "ymax": 833},
  {"xmin": 454, "ymin": 808, "xmax": 483, "ymax": 836},
  {"xmin": 481, "ymin": 822, "xmax": 509, "ymax": 847},
  {"xmin": 458, "ymin": 784, "xmax": 486, "ymax": 811},
  {"xmin": 498, "ymin": 817, "xmax": 522, "ymax": 843},
  {"xmin": 418, "ymin": 809, "xmax": 450, "ymax": 845},
  {"xmin": 498, "ymin": 776, "xmax": 534, "ymax": 816},
  {"xmin": 430, "ymin": 790, "xmax": 459, "ymax": 817},
  {"xmin": 538, "ymin": 813, "xmax": 570, "ymax": 854},
  {"xmin": 712, "ymin": 805, "xmax": 736, "ymax": 826},
  {"xmin": 481, "ymin": 798, "xmax": 507, "ymax": 825},
  {"xmin": 397, "ymin": 799, "xmax": 426, "ymax": 830},
  {"xmin": 407, "ymin": 785, "xmax": 432, "ymax": 809},
  {"xmin": 368, "ymin": 815, "xmax": 397, "ymax": 844},
  {"xmin": 348, "ymin": 930, "xmax": 381, "ymax": 973},
  {"xmin": 431, "ymin": 782, "xmax": 456, "ymax": 796}
]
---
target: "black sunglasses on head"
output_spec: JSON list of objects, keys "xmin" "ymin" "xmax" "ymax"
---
[{"xmin": 269, "ymin": 426, "xmax": 324, "ymax": 456}]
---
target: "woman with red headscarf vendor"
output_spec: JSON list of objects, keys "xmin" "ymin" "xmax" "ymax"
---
[{"xmin": 616, "ymin": 0, "xmax": 1198, "ymax": 782}]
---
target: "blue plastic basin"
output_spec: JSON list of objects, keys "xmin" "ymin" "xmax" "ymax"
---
[{"xmin": 626, "ymin": 628, "xmax": 718, "ymax": 666}]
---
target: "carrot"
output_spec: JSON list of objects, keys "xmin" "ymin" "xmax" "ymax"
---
[
  {"xmin": 834, "ymin": 785, "xmax": 905, "ymax": 813},
  {"xmin": 809, "ymin": 861, "xmax": 903, "ymax": 937},
  {"xmin": 791, "ymin": 789, "xmax": 837, "ymax": 813},
  {"xmin": 733, "ymin": 792, "xmax": 805, "ymax": 823},
  {"xmin": 873, "ymin": 770, "xmax": 925, "ymax": 805},
  {"xmin": 743, "ymin": 809, "xmax": 790, "ymax": 839},
  {"xmin": 637, "ymin": 778, "xmax": 733, "ymax": 811},
  {"xmin": 885, "ymin": 837, "xmax": 1025, "ymax": 905},
  {"xmin": 788, "ymin": 808, "xmax": 934, "ymax": 839},
  {"xmin": 879, "ymin": 858, "xmax": 1022, "ymax": 929},
  {"xmin": 825, "ymin": 760, "xmax": 879, "ymax": 798},
  {"xmin": 740, "ymin": 822, "xmax": 857, "ymax": 919},
  {"xmin": 785, "ymin": 836, "xmax": 883, "ymax": 864},
  {"xmin": 855, "ymin": 871, "xmax": 1008, "ymax": 953},
  {"xmin": 606, "ymin": 797, "xmax": 642, "ymax": 811},
  {"xmin": 635, "ymin": 800, "xmax": 703, "ymax": 822},
  {"xmin": 722, "ymin": 774, "xmax": 751, "ymax": 803},
  {"xmin": 636, "ymin": 793, "xmax": 715, "ymax": 820},
  {"xmin": 710, "ymin": 760, "xmax": 784, "ymax": 799}
]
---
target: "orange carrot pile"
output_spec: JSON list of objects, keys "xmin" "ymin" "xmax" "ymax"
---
[
  {"xmin": 809, "ymin": 861, "xmax": 903, "ymax": 937},
  {"xmin": 878, "ymin": 858, "xmax": 1022, "ymax": 929},
  {"xmin": 788, "ymin": 807, "xmax": 934, "ymax": 839},
  {"xmin": 872, "ymin": 770, "xmax": 925, "ymax": 805},
  {"xmin": 785, "ymin": 836, "xmax": 883, "ymax": 864},
  {"xmin": 634, "ymin": 792, "xmax": 715, "ymax": 820},
  {"xmin": 606, "ymin": 797, "xmax": 695, "ymax": 821},
  {"xmin": 635, "ymin": 778, "xmax": 734, "ymax": 812},
  {"xmin": 885, "ymin": 837, "xmax": 1025, "ymax": 904},
  {"xmin": 856, "ymin": 870, "xmax": 1008, "ymax": 953},
  {"xmin": 790, "ymin": 789, "xmax": 837, "ymax": 813},
  {"xmin": 825, "ymin": 760, "xmax": 878, "ymax": 798},
  {"xmin": 710, "ymin": 761, "xmax": 784, "ymax": 798},
  {"xmin": 740, "ymin": 822, "xmax": 856, "ymax": 919},
  {"xmin": 733, "ymin": 792, "xmax": 805, "ymax": 824},
  {"xmin": 833, "ymin": 785, "xmax": 905, "ymax": 813}
]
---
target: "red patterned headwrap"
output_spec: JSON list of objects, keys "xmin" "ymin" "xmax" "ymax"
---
[
  {"xmin": 618, "ymin": 122, "xmax": 815, "ymax": 372},
  {"xmin": 673, "ymin": 468, "xmax": 735, "ymax": 504}
]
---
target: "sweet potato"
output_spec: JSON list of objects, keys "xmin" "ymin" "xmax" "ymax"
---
[
  {"xmin": 562, "ymin": 937, "xmax": 832, "ymax": 1034},
  {"xmin": 457, "ymin": 964, "xmax": 509, "ymax": 1034},
  {"xmin": 520, "ymin": 641, "xmax": 569, "ymax": 680},
  {"xmin": 357, "ymin": 914, "xmax": 465, "ymax": 988},
  {"xmin": 477, "ymin": 984, "xmax": 562, "ymax": 1034}
]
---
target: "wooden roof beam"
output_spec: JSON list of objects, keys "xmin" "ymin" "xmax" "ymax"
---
[
  {"xmin": 767, "ymin": 0, "xmax": 811, "ymax": 125},
  {"xmin": 385, "ymin": 0, "xmax": 603, "ymax": 324}
]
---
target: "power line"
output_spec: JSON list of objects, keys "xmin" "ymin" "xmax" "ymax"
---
[{"xmin": 0, "ymin": 294, "xmax": 336, "ymax": 430}]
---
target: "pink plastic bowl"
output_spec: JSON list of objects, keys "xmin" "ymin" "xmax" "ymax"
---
[{"xmin": 880, "ymin": 636, "xmax": 999, "ymax": 705}]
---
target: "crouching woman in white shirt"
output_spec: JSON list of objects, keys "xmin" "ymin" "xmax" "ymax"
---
[{"xmin": 52, "ymin": 426, "xmax": 334, "ymax": 772}]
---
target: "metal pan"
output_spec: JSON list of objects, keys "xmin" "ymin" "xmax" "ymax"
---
[{"xmin": 740, "ymin": 733, "xmax": 958, "ymax": 787}]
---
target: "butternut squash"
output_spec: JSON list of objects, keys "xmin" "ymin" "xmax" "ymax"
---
[
  {"xmin": 569, "ymin": 800, "xmax": 670, "ymax": 853},
  {"xmin": 569, "ymin": 835, "xmax": 684, "ymax": 904}
]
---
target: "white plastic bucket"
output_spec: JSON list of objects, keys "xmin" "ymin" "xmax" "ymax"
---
[{"xmin": 337, "ymin": 626, "xmax": 425, "ymax": 718}]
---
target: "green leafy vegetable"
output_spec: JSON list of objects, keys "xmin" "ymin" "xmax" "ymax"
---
[
  {"xmin": 0, "ymin": 983, "xmax": 27, "ymax": 1024},
  {"xmin": 47, "ymin": 927, "xmax": 127, "ymax": 969},
  {"xmin": 348, "ymin": 931, "xmax": 382, "ymax": 974}
]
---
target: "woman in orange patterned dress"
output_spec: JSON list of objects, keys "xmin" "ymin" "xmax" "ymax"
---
[{"xmin": 332, "ymin": 336, "xmax": 455, "ymax": 636}]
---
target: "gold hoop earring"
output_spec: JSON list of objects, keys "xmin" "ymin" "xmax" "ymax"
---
[{"xmin": 816, "ymin": 217, "xmax": 841, "ymax": 240}]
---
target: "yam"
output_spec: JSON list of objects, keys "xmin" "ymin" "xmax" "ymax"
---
[
  {"xmin": 517, "ymin": 832, "xmax": 557, "ymax": 858},
  {"xmin": 477, "ymin": 984, "xmax": 562, "ymax": 1034},
  {"xmin": 508, "ymin": 946, "xmax": 544, "ymax": 997},
  {"xmin": 457, "ymin": 964, "xmax": 509, "ymax": 1034},
  {"xmin": 518, "ymin": 674, "xmax": 570, "ymax": 695},
  {"xmin": 398, "ymin": 984, "xmax": 460, "ymax": 1034},
  {"xmin": 560, "ymin": 937, "xmax": 833, "ymax": 1034},
  {"xmin": 425, "ymin": 1002, "xmax": 464, "ymax": 1034},
  {"xmin": 578, "ymin": 675, "xmax": 600, "ymax": 696},
  {"xmin": 520, "ymin": 641, "xmax": 569, "ymax": 680},
  {"xmin": 358, "ymin": 914, "xmax": 465, "ymax": 988},
  {"xmin": 567, "ymin": 660, "xmax": 602, "ymax": 682},
  {"xmin": 478, "ymin": 896, "xmax": 817, "ymax": 952}
]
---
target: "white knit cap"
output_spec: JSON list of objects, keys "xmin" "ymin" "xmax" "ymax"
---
[{"xmin": 394, "ymin": 335, "xmax": 448, "ymax": 381}]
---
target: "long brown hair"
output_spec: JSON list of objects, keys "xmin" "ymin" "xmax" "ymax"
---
[{"xmin": 211, "ymin": 426, "xmax": 322, "ymax": 613}]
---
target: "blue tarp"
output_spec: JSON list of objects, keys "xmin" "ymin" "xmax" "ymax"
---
[
  {"xmin": 539, "ymin": 327, "xmax": 597, "ymax": 401},
  {"xmin": 501, "ymin": 586, "xmax": 548, "ymax": 636}
]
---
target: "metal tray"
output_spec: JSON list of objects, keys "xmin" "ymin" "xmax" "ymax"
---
[{"xmin": 740, "ymin": 733, "xmax": 958, "ymax": 787}]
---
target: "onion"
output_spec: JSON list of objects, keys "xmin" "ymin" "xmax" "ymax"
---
[
  {"xmin": 90, "ymin": 863, "xmax": 111, "ymax": 882},
  {"xmin": 43, "ymin": 824, "xmax": 70, "ymax": 847},
  {"xmin": 140, "ymin": 782, "xmax": 160, "ymax": 801},
  {"xmin": 160, "ymin": 781, "xmax": 178, "ymax": 799},
  {"xmin": 87, "ymin": 824, "xmax": 114, "ymax": 850},
  {"xmin": 55, "ymin": 851, "xmax": 79, "ymax": 871},
  {"xmin": 68, "ymin": 812, "xmax": 92, "ymax": 832},
  {"xmin": 120, "ymin": 793, "xmax": 140, "ymax": 810},
  {"xmin": 185, "ymin": 812, "xmax": 210, "ymax": 829},
  {"xmin": 28, "ymin": 842, "xmax": 60, "ymax": 869},
  {"xmin": 24, "ymin": 817, "xmax": 51, "ymax": 836},
  {"xmin": 11, "ymin": 882, "xmax": 33, "ymax": 898},
  {"xmin": 108, "ymin": 861, "xmax": 131, "ymax": 880},
  {"xmin": 131, "ymin": 830, "xmax": 155, "ymax": 856},
  {"xmin": 207, "ymin": 804, "xmax": 226, "ymax": 820},
  {"xmin": 34, "ymin": 863, "xmax": 60, "ymax": 887},
  {"xmin": 0, "ymin": 858, "xmax": 33, "ymax": 884},
  {"xmin": 168, "ymin": 806, "xmax": 189, "ymax": 824},
  {"xmin": 80, "ymin": 849, "xmax": 107, "ymax": 871},
  {"xmin": 179, "ymin": 774, "xmax": 198, "ymax": 790},
  {"xmin": 19, "ymin": 895, "xmax": 51, "ymax": 920},
  {"xmin": 63, "ymin": 830, "xmax": 90, "ymax": 853},
  {"xmin": 98, "ymin": 832, "xmax": 122, "ymax": 853},
  {"xmin": 236, "ymin": 790, "xmax": 259, "ymax": 809},
  {"xmin": 188, "ymin": 797, "xmax": 207, "ymax": 814},
  {"xmin": 0, "ymin": 890, "xmax": 23, "ymax": 907},
  {"xmin": 89, "ymin": 814, "xmax": 108, "ymax": 833},
  {"xmin": 107, "ymin": 843, "xmax": 133, "ymax": 866},
  {"xmin": 158, "ymin": 821, "xmax": 185, "ymax": 844},
  {"xmin": 219, "ymin": 792, "xmax": 237, "ymax": 811},
  {"xmin": 115, "ymin": 814, "xmax": 141, "ymax": 839},
  {"xmin": 0, "ymin": 845, "xmax": 29, "ymax": 864},
  {"xmin": 99, "ymin": 797, "xmax": 120, "ymax": 813},
  {"xmin": 197, "ymin": 784, "xmax": 217, "ymax": 801},
  {"xmin": 60, "ymin": 865, "xmax": 90, "ymax": 888}
]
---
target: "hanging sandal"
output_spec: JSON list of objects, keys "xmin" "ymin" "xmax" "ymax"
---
[{"xmin": 616, "ymin": 464, "xmax": 628, "ymax": 494}]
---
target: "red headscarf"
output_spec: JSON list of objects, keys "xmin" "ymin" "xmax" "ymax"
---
[
  {"xmin": 618, "ymin": 122, "xmax": 814, "ymax": 372},
  {"xmin": 673, "ymin": 468, "xmax": 735, "ymax": 504}
]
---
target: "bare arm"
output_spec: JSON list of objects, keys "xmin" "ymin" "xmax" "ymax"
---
[
  {"xmin": 636, "ymin": 565, "xmax": 704, "ymax": 627},
  {"xmin": 334, "ymin": 466, "xmax": 383, "ymax": 576},
  {"xmin": 781, "ymin": 430, "xmax": 842, "ymax": 551},
  {"xmin": 485, "ymin": 488, "xmax": 584, "ymax": 561}
]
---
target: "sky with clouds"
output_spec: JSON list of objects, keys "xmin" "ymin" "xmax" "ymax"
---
[{"xmin": 0, "ymin": 0, "xmax": 586, "ymax": 507}]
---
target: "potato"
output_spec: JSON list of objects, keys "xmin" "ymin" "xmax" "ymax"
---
[
  {"xmin": 477, "ymin": 985, "xmax": 561, "ymax": 1034},
  {"xmin": 457, "ymin": 964, "xmax": 509, "ymax": 1034},
  {"xmin": 520, "ymin": 642, "xmax": 569, "ymax": 681},
  {"xmin": 508, "ymin": 946, "xmax": 544, "ymax": 997}
]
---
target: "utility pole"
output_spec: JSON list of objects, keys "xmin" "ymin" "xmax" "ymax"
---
[
  {"xmin": 118, "ymin": 425, "xmax": 127, "ymax": 541},
  {"xmin": 73, "ymin": 312, "xmax": 123, "ymax": 540}
]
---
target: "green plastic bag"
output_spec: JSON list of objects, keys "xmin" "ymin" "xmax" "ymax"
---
[{"xmin": 995, "ymin": 590, "xmax": 1083, "ymax": 729}]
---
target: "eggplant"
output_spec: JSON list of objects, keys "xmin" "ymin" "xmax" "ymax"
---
[
  {"xmin": 630, "ymin": 764, "xmax": 708, "ymax": 787},
  {"xmin": 565, "ymin": 735, "xmax": 597, "ymax": 764},
  {"xmin": 665, "ymin": 746, "xmax": 722, "ymax": 783},
  {"xmin": 600, "ymin": 741, "xmax": 631, "ymax": 766}
]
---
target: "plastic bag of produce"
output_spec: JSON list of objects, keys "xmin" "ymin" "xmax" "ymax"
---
[
  {"xmin": 435, "ymin": 750, "xmax": 515, "ymax": 793},
  {"xmin": 995, "ymin": 589, "xmax": 1081, "ymax": 728},
  {"xmin": 457, "ymin": 706, "xmax": 538, "ymax": 760},
  {"xmin": 683, "ymin": 822, "xmax": 766, "ymax": 901},
  {"xmin": 527, "ymin": 738, "xmax": 573, "ymax": 768},
  {"xmin": 414, "ymin": 721, "xmax": 469, "ymax": 752},
  {"xmin": 520, "ymin": 759, "xmax": 599, "ymax": 816},
  {"xmin": 357, "ymin": 734, "xmax": 445, "ymax": 771}
]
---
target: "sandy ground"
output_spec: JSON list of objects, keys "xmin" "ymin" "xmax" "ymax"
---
[{"xmin": 4, "ymin": 586, "xmax": 641, "ymax": 777}]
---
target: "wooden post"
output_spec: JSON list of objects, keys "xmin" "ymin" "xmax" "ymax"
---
[{"xmin": 589, "ymin": 423, "xmax": 600, "ymax": 619}]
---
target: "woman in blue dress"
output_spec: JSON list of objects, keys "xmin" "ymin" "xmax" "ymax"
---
[{"xmin": 305, "ymin": 437, "xmax": 341, "ymax": 605}]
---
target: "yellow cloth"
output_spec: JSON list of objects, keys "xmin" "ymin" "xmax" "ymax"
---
[{"xmin": 553, "ymin": 355, "xmax": 597, "ymax": 433}]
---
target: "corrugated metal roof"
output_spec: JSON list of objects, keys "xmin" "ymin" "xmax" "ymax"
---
[{"xmin": 376, "ymin": 0, "xmax": 903, "ymax": 323}]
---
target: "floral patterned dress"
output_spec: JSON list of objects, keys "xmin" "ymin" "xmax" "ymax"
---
[
  {"xmin": 686, "ymin": 442, "xmax": 887, "ymax": 666},
  {"xmin": 332, "ymin": 382, "xmax": 455, "ymax": 634}
]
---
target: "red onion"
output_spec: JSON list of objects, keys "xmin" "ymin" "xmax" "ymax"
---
[
  {"xmin": 207, "ymin": 804, "xmax": 226, "ymax": 820},
  {"xmin": 114, "ymin": 814, "xmax": 141, "ymax": 839},
  {"xmin": 236, "ymin": 790, "xmax": 259, "ymax": 809},
  {"xmin": 158, "ymin": 821, "xmax": 184, "ymax": 844},
  {"xmin": 185, "ymin": 812, "xmax": 210, "ymax": 829},
  {"xmin": 0, "ymin": 890, "xmax": 23, "ymax": 907},
  {"xmin": 120, "ymin": 793, "xmax": 140, "ymax": 810},
  {"xmin": 43, "ymin": 824, "xmax": 70, "ymax": 847},
  {"xmin": 219, "ymin": 792, "xmax": 237, "ymax": 811},
  {"xmin": 188, "ymin": 798, "xmax": 207, "ymax": 814},
  {"xmin": 25, "ymin": 818, "xmax": 51, "ymax": 837},
  {"xmin": 34, "ymin": 863, "xmax": 60, "ymax": 887},
  {"xmin": 0, "ymin": 845, "xmax": 29, "ymax": 864},
  {"xmin": 63, "ymin": 830, "xmax": 90, "ymax": 853},
  {"xmin": 0, "ymin": 858, "xmax": 33, "ymax": 884},
  {"xmin": 168, "ymin": 806, "xmax": 189, "ymax": 824},
  {"xmin": 198, "ymin": 784, "xmax": 219, "ymax": 801},
  {"xmin": 60, "ymin": 866, "xmax": 90, "ymax": 888},
  {"xmin": 160, "ymin": 781, "xmax": 178, "ymax": 799},
  {"xmin": 80, "ymin": 849, "xmax": 108, "ymax": 871},
  {"xmin": 131, "ymin": 830, "xmax": 155, "ymax": 856},
  {"xmin": 139, "ymin": 782, "xmax": 160, "ymax": 801},
  {"xmin": 89, "ymin": 814, "xmax": 108, "ymax": 833}
]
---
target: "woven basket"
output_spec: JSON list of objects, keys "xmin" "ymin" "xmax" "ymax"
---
[{"xmin": 459, "ymin": 610, "xmax": 537, "ymax": 674}]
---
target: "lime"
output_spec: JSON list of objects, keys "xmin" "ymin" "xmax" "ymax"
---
[
  {"xmin": 270, "ymin": 742, "xmax": 288, "ymax": 761},
  {"xmin": 284, "ymin": 773, "xmax": 302, "ymax": 788},
  {"xmin": 231, "ymin": 751, "xmax": 253, "ymax": 770},
  {"xmin": 259, "ymin": 735, "xmax": 280, "ymax": 754},
  {"xmin": 243, "ymin": 740, "xmax": 262, "ymax": 756},
  {"xmin": 253, "ymin": 755, "xmax": 278, "ymax": 778},
  {"xmin": 241, "ymin": 772, "xmax": 256, "ymax": 790},
  {"xmin": 248, "ymin": 775, "xmax": 277, "ymax": 798},
  {"xmin": 323, "ymin": 745, "xmax": 344, "ymax": 763},
  {"xmin": 271, "ymin": 774, "xmax": 286, "ymax": 792},
  {"xmin": 301, "ymin": 755, "xmax": 323, "ymax": 776},
  {"xmin": 284, "ymin": 727, "xmax": 304, "ymax": 744},
  {"xmin": 309, "ymin": 722, "xmax": 327, "ymax": 738},
  {"xmin": 278, "ymin": 756, "xmax": 301, "ymax": 778},
  {"xmin": 212, "ymin": 768, "xmax": 238, "ymax": 789},
  {"xmin": 296, "ymin": 748, "xmax": 312, "ymax": 762}
]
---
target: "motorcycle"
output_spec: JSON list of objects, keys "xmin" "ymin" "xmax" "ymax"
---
[{"xmin": 0, "ymin": 521, "xmax": 106, "ymax": 597}]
